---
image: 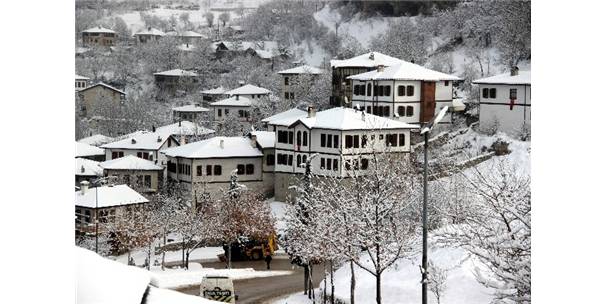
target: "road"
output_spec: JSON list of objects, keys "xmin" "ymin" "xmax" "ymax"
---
[{"xmin": 176, "ymin": 257, "xmax": 326, "ymax": 304}]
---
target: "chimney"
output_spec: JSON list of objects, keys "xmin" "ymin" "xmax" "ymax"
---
[
  {"xmin": 81, "ymin": 165, "xmax": 85, "ymax": 173},
  {"xmin": 152, "ymin": 125, "xmax": 156, "ymax": 132},
  {"xmin": 236, "ymin": 95, "xmax": 239, "ymax": 100},
  {"xmin": 179, "ymin": 120, "xmax": 182, "ymax": 127},
  {"xmin": 180, "ymin": 135, "xmax": 186, "ymax": 145},
  {"xmin": 238, "ymin": 80, "xmax": 245, "ymax": 86},
  {"xmin": 219, "ymin": 139, "xmax": 224, "ymax": 149},
  {"xmin": 510, "ymin": 66, "xmax": 519, "ymax": 76},
  {"xmin": 157, "ymin": 136, "xmax": 162, "ymax": 142},
  {"xmin": 377, "ymin": 64, "xmax": 385, "ymax": 72},
  {"xmin": 369, "ymin": 52, "xmax": 374, "ymax": 60},
  {"xmin": 80, "ymin": 181, "xmax": 90, "ymax": 194},
  {"xmin": 131, "ymin": 138, "xmax": 137, "ymax": 144},
  {"xmin": 250, "ymin": 134, "xmax": 257, "ymax": 148},
  {"xmin": 361, "ymin": 111, "xmax": 366, "ymax": 121},
  {"xmin": 307, "ymin": 106, "xmax": 316, "ymax": 118}
]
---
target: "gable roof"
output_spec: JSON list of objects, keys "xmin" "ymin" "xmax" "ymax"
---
[
  {"xmin": 134, "ymin": 28, "xmax": 165, "ymax": 36},
  {"xmin": 472, "ymin": 71, "xmax": 531, "ymax": 85},
  {"xmin": 78, "ymin": 134, "xmax": 114, "ymax": 147},
  {"xmin": 99, "ymin": 155, "xmax": 163, "ymax": 171},
  {"xmin": 224, "ymin": 84, "xmax": 270, "ymax": 96},
  {"xmin": 83, "ymin": 26, "xmax": 115, "ymax": 34},
  {"xmin": 78, "ymin": 82, "xmax": 126, "ymax": 95},
  {"xmin": 101, "ymin": 132, "xmax": 175, "ymax": 151},
  {"xmin": 250, "ymin": 131, "xmax": 275, "ymax": 149},
  {"xmin": 76, "ymin": 74, "xmax": 90, "ymax": 80},
  {"xmin": 172, "ymin": 104, "xmax": 210, "ymax": 113},
  {"xmin": 76, "ymin": 158, "xmax": 103, "ymax": 177},
  {"xmin": 210, "ymin": 96, "xmax": 254, "ymax": 107},
  {"xmin": 153, "ymin": 69, "xmax": 198, "ymax": 77},
  {"xmin": 76, "ymin": 142, "xmax": 105, "ymax": 158},
  {"xmin": 331, "ymin": 51, "xmax": 404, "ymax": 68},
  {"xmin": 278, "ymin": 65, "xmax": 323, "ymax": 75},
  {"xmin": 75, "ymin": 184, "xmax": 149, "ymax": 208},
  {"xmin": 278, "ymin": 107, "xmax": 418, "ymax": 130},
  {"xmin": 155, "ymin": 121, "xmax": 215, "ymax": 137},
  {"xmin": 261, "ymin": 108, "xmax": 307, "ymax": 124},
  {"xmin": 162, "ymin": 136, "xmax": 263, "ymax": 159},
  {"xmin": 348, "ymin": 62, "xmax": 461, "ymax": 81}
]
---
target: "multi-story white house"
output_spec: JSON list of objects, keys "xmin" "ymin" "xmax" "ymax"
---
[
  {"xmin": 261, "ymin": 108, "xmax": 307, "ymax": 130},
  {"xmin": 99, "ymin": 155, "xmax": 164, "ymax": 193},
  {"xmin": 75, "ymin": 157, "xmax": 103, "ymax": 185},
  {"xmin": 155, "ymin": 120, "xmax": 215, "ymax": 144},
  {"xmin": 100, "ymin": 131, "xmax": 179, "ymax": 168},
  {"xmin": 472, "ymin": 68, "xmax": 531, "ymax": 135},
  {"xmin": 224, "ymin": 84, "xmax": 271, "ymax": 100},
  {"xmin": 209, "ymin": 95, "xmax": 255, "ymax": 122},
  {"xmin": 347, "ymin": 62, "xmax": 461, "ymax": 125},
  {"xmin": 277, "ymin": 65, "xmax": 323, "ymax": 101},
  {"xmin": 267, "ymin": 106, "xmax": 418, "ymax": 200},
  {"xmin": 162, "ymin": 136, "xmax": 270, "ymax": 207},
  {"xmin": 172, "ymin": 104, "xmax": 210, "ymax": 122},
  {"xmin": 201, "ymin": 86, "xmax": 226, "ymax": 102}
]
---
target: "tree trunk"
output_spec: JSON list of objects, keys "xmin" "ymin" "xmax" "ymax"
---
[
  {"xmin": 350, "ymin": 259, "xmax": 356, "ymax": 304},
  {"xmin": 304, "ymin": 264, "xmax": 310, "ymax": 295},
  {"xmin": 330, "ymin": 261, "xmax": 335, "ymax": 304},
  {"xmin": 310, "ymin": 264, "xmax": 316, "ymax": 303},
  {"xmin": 182, "ymin": 236, "xmax": 185, "ymax": 268},
  {"xmin": 147, "ymin": 242, "xmax": 151, "ymax": 271},
  {"xmin": 323, "ymin": 263, "xmax": 327, "ymax": 304},
  {"xmin": 376, "ymin": 273, "xmax": 381, "ymax": 304},
  {"xmin": 227, "ymin": 242, "xmax": 232, "ymax": 269},
  {"xmin": 185, "ymin": 251, "xmax": 190, "ymax": 270},
  {"xmin": 161, "ymin": 233, "xmax": 166, "ymax": 271}
]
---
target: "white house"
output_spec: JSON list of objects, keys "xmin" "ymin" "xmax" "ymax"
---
[
  {"xmin": 347, "ymin": 62, "xmax": 461, "ymax": 125},
  {"xmin": 99, "ymin": 155, "xmax": 164, "ymax": 193},
  {"xmin": 472, "ymin": 68, "xmax": 531, "ymax": 135},
  {"xmin": 261, "ymin": 108, "xmax": 307, "ymax": 130},
  {"xmin": 76, "ymin": 75, "xmax": 90, "ymax": 91},
  {"xmin": 162, "ymin": 136, "xmax": 268, "ymax": 206},
  {"xmin": 224, "ymin": 84, "xmax": 271, "ymax": 100},
  {"xmin": 76, "ymin": 141, "xmax": 106, "ymax": 161},
  {"xmin": 134, "ymin": 27, "xmax": 165, "ymax": 43},
  {"xmin": 155, "ymin": 120, "xmax": 215, "ymax": 143},
  {"xmin": 267, "ymin": 106, "xmax": 418, "ymax": 201},
  {"xmin": 201, "ymin": 86, "xmax": 226, "ymax": 102},
  {"xmin": 277, "ymin": 65, "xmax": 323, "ymax": 101},
  {"xmin": 100, "ymin": 131, "xmax": 179, "ymax": 168},
  {"xmin": 209, "ymin": 95, "xmax": 256, "ymax": 122},
  {"xmin": 172, "ymin": 104, "xmax": 210, "ymax": 122},
  {"xmin": 75, "ymin": 157, "xmax": 103, "ymax": 185},
  {"xmin": 249, "ymin": 131, "xmax": 276, "ymax": 196}
]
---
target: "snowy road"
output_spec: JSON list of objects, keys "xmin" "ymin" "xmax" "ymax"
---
[{"xmin": 176, "ymin": 258, "xmax": 326, "ymax": 303}]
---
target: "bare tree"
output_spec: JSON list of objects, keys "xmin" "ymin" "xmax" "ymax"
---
[
  {"xmin": 428, "ymin": 260, "xmax": 448, "ymax": 304},
  {"xmin": 204, "ymin": 12, "xmax": 214, "ymax": 28},
  {"xmin": 218, "ymin": 12, "xmax": 230, "ymax": 27}
]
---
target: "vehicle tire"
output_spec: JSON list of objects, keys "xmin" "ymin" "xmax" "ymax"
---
[{"xmin": 251, "ymin": 250, "xmax": 261, "ymax": 260}]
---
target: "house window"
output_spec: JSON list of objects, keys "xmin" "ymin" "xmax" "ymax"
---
[
  {"xmin": 384, "ymin": 85, "xmax": 391, "ymax": 96},
  {"xmin": 333, "ymin": 159, "xmax": 338, "ymax": 171},
  {"xmin": 112, "ymin": 151, "xmax": 124, "ymax": 159},
  {"xmin": 361, "ymin": 135, "xmax": 367, "ymax": 148},
  {"xmin": 510, "ymin": 88, "xmax": 517, "ymax": 100},
  {"xmin": 354, "ymin": 85, "xmax": 359, "ymax": 95},
  {"xmin": 288, "ymin": 155, "xmax": 293, "ymax": 166},
  {"xmin": 406, "ymin": 106, "xmax": 414, "ymax": 117},
  {"xmin": 482, "ymin": 88, "xmax": 489, "ymax": 98},
  {"xmin": 489, "ymin": 88, "xmax": 497, "ymax": 98},
  {"xmin": 327, "ymin": 158, "xmax": 332, "ymax": 170},
  {"xmin": 206, "ymin": 165, "xmax": 212, "ymax": 176},
  {"xmin": 278, "ymin": 130, "xmax": 288, "ymax": 143},
  {"xmin": 366, "ymin": 83, "xmax": 372, "ymax": 96},
  {"xmin": 218, "ymin": 109, "xmax": 222, "ymax": 117},
  {"xmin": 238, "ymin": 110, "xmax": 245, "ymax": 117},
  {"xmin": 320, "ymin": 157, "xmax": 325, "ymax": 169},
  {"xmin": 373, "ymin": 85, "xmax": 378, "ymax": 96},
  {"xmin": 334, "ymin": 135, "xmax": 339, "ymax": 148},
  {"xmin": 284, "ymin": 92, "xmax": 289, "ymax": 99},
  {"xmin": 398, "ymin": 106, "xmax": 405, "ymax": 117},
  {"xmin": 302, "ymin": 131, "xmax": 308, "ymax": 146},
  {"xmin": 345, "ymin": 135, "xmax": 353, "ymax": 148},
  {"xmin": 353, "ymin": 135, "xmax": 360, "ymax": 148},
  {"xmin": 360, "ymin": 84, "xmax": 365, "ymax": 95},
  {"xmin": 386, "ymin": 134, "xmax": 397, "ymax": 147},
  {"xmin": 361, "ymin": 158, "xmax": 369, "ymax": 170},
  {"xmin": 378, "ymin": 85, "xmax": 384, "ymax": 97},
  {"xmin": 444, "ymin": 81, "xmax": 450, "ymax": 86},
  {"xmin": 285, "ymin": 77, "xmax": 289, "ymax": 85},
  {"xmin": 225, "ymin": 109, "xmax": 229, "ymax": 115},
  {"xmin": 267, "ymin": 154, "xmax": 275, "ymax": 166},
  {"xmin": 407, "ymin": 85, "xmax": 414, "ymax": 96},
  {"xmin": 197, "ymin": 165, "xmax": 202, "ymax": 176},
  {"xmin": 367, "ymin": 106, "xmax": 371, "ymax": 113},
  {"xmin": 288, "ymin": 131, "xmax": 294, "ymax": 144},
  {"xmin": 398, "ymin": 85, "xmax": 405, "ymax": 96},
  {"xmin": 213, "ymin": 165, "xmax": 222, "ymax": 175},
  {"xmin": 237, "ymin": 164, "xmax": 245, "ymax": 175},
  {"xmin": 297, "ymin": 155, "xmax": 302, "ymax": 167},
  {"xmin": 246, "ymin": 164, "xmax": 254, "ymax": 175},
  {"xmin": 399, "ymin": 134, "xmax": 406, "ymax": 146},
  {"xmin": 302, "ymin": 155, "xmax": 307, "ymax": 164},
  {"xmin": 321, "ymin": 134, "xmax": 326, "ymax": 147},
  {"xmin": 327, "ymin": 134, "xmax": 333, "ymax": 148},
  {"xmin": 144, "ymin": 175, "xmax": 151, "ymax": 188},
  {"xmin": 383, "ymin": 106, "xmax": 390, "ymax": 117},
  {"xmin": 296, "ymin": 131, "xmax": 302, "ymax": 146},
  {"xmin": 289, "ymin": 92, "xmax": 294, "ymax": 99}
]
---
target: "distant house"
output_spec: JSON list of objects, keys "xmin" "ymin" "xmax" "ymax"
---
[
  {"xmin": 82, "ymin": 26, "xmax": 116, "ymax": 47},
  {"xmin": 155, "ymin": 120, "xmax": 215, "ymax": 144},
  {"xmin": 78, "ymin": 134, "xmax": 114, "ymax": 147},
  {"xmin": 77, "ymin": 83, "xmax": 126, "ymax": 118},
  {"xmin": 201, "ymin": 86, "xmax": 226, "ymax": 102},
  {"xmin": 180, "ymin": 30, "xmax": 204, "ymax": 45},
  {"xmin": 261, "ymin": 108, "xmax": 307, "ymax": 130},
  {"xmin": 172, "ymin": 104, "xmax": 210, "ymax": 122},
  {"xmin": 75, "ymin": 157, "xmax": 103, "ymax": 185},
  {"xmin": 134, "ymin": 27, "xmax": 165, "ymax": 44},
  {"xmin": 277, "ymin": 65, "xmax": 323, "ymax": 101},
  {"xmin": 99, "ymin": 155, "xmax": 164, "ymax": 193},
  {"xmin": 224, "ymin": 84, "xmax": 271, "ymax": 100},
  {"xmin": 347, "ymin": 62, "xmax": 461, "ymax": 125},
  {"xmin": 76, "ymin": 75, "xmax": 90, "ymax": 91},
  {"xmin": 212, "ymin": 40, "xmax": 286, "ymax": 63},
  {"xmin": 472, "ymin": 68, "xmax": 531, "ymax": 135},
  {"xmin": 162, "ymin": 136, "xmax": 269, "ymax": 205},
  {"xmin": 153, "ymin": 69, "xmax": 199, "ymax": 94},
  {"xmin": 76, "ymin": 141, "xmax": 106, "ymax": 162},
  {"xmin": 210, "ymin": 95, "xmax": 255, "ymax": 122},
  {"xmin": 100, "ymin": 131, "xmax": 179, "ymax": 168},
  {"xmin": 75, "ymin": 183, "xmax": 149, "ymax": 236},
  {"xmin": 331, "ymin": 51, "xmax": 405, "ymax": 107}
]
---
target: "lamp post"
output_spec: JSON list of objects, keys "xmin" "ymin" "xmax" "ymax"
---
[
  {"xmin": 91, "ymin": 176, "xmax": 110, "ymax": 253},
  {"xmin": 420, "ymin": 106, "xmax": 449, "ymax": 304}
]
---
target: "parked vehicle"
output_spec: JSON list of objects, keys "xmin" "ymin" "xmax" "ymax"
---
[{"xmin": 200, "ymin": 276, "xmax": 236, "ymax": 303}]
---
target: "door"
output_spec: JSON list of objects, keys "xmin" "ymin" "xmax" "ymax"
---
[{"xmin": 420, "ymin": 82, "xmax": 436, "ymax": 123}]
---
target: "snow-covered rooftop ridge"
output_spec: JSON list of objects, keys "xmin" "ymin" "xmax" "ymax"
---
[
  {"xmin": 472, "ymin": 70, "xmax": 531, "ymax": 85},
  {"xmin": 75, "ymin": 184, "xmax": 149, "ymax": 208},
  {"xmin": 76, "ymin": 74, "xmax": 90, "ymax": 80},
  {"xmin": 101, "ymin": 131, "xmax": 173, "ymax": 150},
  {"xmin": 348, "ymin": 62, "xmax": 461, "ymax": 81},
  {"xmin": 277, "ymin": 65, "xmax": 324, "ymax": 75},
  {"xmin": 135, "ymin": 27, "xmax": 165, "ymax": 36},
  {"xmin": 154, "ymin": 69, "xmax": 198, "ymax": 77},
  {"xmin": 76, "ymin": 141, "xmax": 105, "ymax": 158},
  {"xmin": 100, "ymin": 155, "xmax": 163, "ymax": 171},
  {"xmin": 75, "ymin": 158, "xmax": 103, "ymax": 176},
  {"xmin": 78, "ymin": 134, "xmax": 114, "ymax": 146},
  {"xmin": 201, "ymin": 86, "xmax": 226, "ymax": 95},
  {"xmin": 225, "ymin": 84, "xmax": 271, "ymax": 96},
  {"xmin": 82, "ymin": 26, "xmax": 115, "ymax": 34},
  {"xmin": 172, "ymin": 104, "xmax": 210, "ymax": 112},
  {"xmin": 250, "ymin": 131, "xmax": 275, "ymax": 149},
  {"xmin": 155, "ymin": 121, "xmax": 215, "ymax": 136},
  {"xmin": 79, "ymin": 82, "xmax": 126, "ymax": 95},
  {"xmin": 162, "ymin": 136, "xmax": 263, "ymax": 159},
  {"xmin": 210, "ymin": 95, "xmax": 254, "ymax": 107},
  {"xmin": 330, "ymin": 51, "xmax": 404, "ymax": 68},
  {"xmin": 272, "ymin": 107, "xmax": 419, "ymax": 130},
  {"xmin": 181, "ymin": 30, "xmax": 203, "ymax": 37},
  {"xmin": 261, "ymin": 108, "xmax": 307, "ymax": 123}
]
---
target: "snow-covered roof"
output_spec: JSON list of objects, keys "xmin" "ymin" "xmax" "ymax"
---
[
  {"xmin": 273, "ymin": 107, "xmax": 419, "ymax": 130},
  {"xmin": 254, "ymin": 49, "xmax": 274, "ymax": 59},
  {"xmin": 76, "ymin": 74, "xmax": 90, "ymax": 80},
  {"xmin": 181, "ymin": 30, "xmax": 203, "ymax": 38},
  {"xmin": 228, "ymin": 25, "xmax": 243, "ymax": 31},
  {"xmin": 75, "ymin": 184, "xmax": 149, "ymax": 208},
  {"xmin": 472, "ymin": 71, "xmax": 531, "ymax": 85},
  {"xmin": 163, "ymin": 136, "xmax": 263, "ymax": 159},
  {"xmin": 251, "ymin": 131, "xmax": 275, "ymax": 149},
  {"xmin": 210, "ymin": 96, "xmax": 254, "ymax": 107},
  {"xmin": 135, "ymin": 27, "xmax": 165, "ymax": 36},
  {"xmin": 348, "ymin": 62, "xmax": 461, "ymax": 81},
  {"xmin": 278, "ymin": 65, "xmax": 323, "ymax": 75},
  {"xmin": 101, "ymin": 132, "xmax": 174, "ymax": 151},
  {"xmin": 261, "ymin": 108, "xmax": 307, "ymax": 124},
  {"xmin": 78, "ymin": 82, "xmax": 126, "ymax": 95},
  {"xmin": 331, "ymin": 51, "xmax": 404, "ymax": 68},
  {"xmin": 154, "ymin": 69, "xmax": 198, "ymax": 77},
  {"xmin": 82, "ymin": 26, "xmax": 115, "ymax": 34},
  {"xmin": 76, "ymin": 142, "xmax": 105, "ymax": 158},
  {"xmin": 225, "ymin": 84, "xmax": 270, "ymax": 96},
  {"xmin": 172, "ymin": 104, "xmax": 210, "ymax": 113},
  {"xmin": 100, "ymin": 155, "xmax": 163, "ymax": 171},
  {"xmin": 156, "ymin": 121, "xmax": 215, "ymax": 137},
  {"xmin": 75, "ymin": 158, "xmax": 103, "ymax": 177},
  {"xmin": 201, "ymin": 86, "xmax": 226, "ymax": 95},
  {"xmin": 78, "ymin": 134, "xmax": 114, "ymax": 147}
]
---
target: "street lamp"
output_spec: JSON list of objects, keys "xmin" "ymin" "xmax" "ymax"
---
[
  {"xmin": 420, "ymin": 106, "xmax": 449, "ymax": 304},
  {"xmin": 91, "ymin": 176, "xmax": 111, "ymax": 253}
]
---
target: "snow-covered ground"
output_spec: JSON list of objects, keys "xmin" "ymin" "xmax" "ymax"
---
[
  {"xmin": 267, "ymin": 198, "xmax": 289, "ymax": 235},
  {"xmin": 270, "ymin": 290, "xmax": 319, "ymax": 304},
  {"xmin": 114, "ymin": 246, "xmax": 224, "ymax": 265}
]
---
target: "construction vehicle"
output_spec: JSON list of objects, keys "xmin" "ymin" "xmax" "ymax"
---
[{"xmin": 220, "ymin": 234, "xmax": 278, "ymax": 261}]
